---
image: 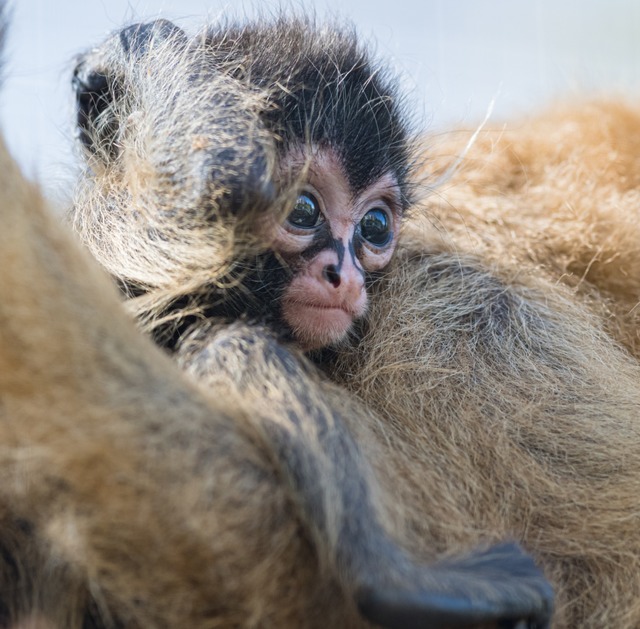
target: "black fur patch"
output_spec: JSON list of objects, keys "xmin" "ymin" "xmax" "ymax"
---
[{"xmin": 203, "ymin": 17, "xmax": 411, "ymax": 202}]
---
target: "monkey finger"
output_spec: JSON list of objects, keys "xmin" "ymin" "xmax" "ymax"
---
[
  {"xmin": 357, "ymin": 589, "xmax": 550, "ymax": 629},
  {"xmin": 358, "ymin": 587, "xmax": 488, "ymax": 628},
  {"xmin": 356, "ymin": 542, "xmax": 553, "ymax": 629}
]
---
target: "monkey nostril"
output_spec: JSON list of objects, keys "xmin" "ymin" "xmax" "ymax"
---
[{"xmin": 323, "ymin": 264, "xmax": 341, "ymax": 288}]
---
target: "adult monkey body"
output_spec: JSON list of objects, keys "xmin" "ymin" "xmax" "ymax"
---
[
  {"xmin": 0, "ymin": 10, "xmax": 553, "ymax": 629},
  {"xmin": 348, "ymin": 105, "xmax": 640, "ymax": 628},
  {"xmin": 67, "ymin": 11, "xmax": 640, "ymax": 628},
  {"xmin": 68, "ymin": 13, "xmax": 640, "ymax": 629}
]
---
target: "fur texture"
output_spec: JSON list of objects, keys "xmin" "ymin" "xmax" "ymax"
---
[
  {"xmin": 70, "ymin": 14, "xmax": 640, "ymax": 629},
  {"xmin": 0, "ymin": 15, "xmax": 553, "ymax": 629},
  {"xmin": 327, "ymin": 102, "xmax": 640, "ymax": 627},
  {"xmin": 419, "ymin": 100, "xmax": 640, "ymax": 357}
]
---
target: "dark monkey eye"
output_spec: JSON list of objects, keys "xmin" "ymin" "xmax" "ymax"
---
[
  {"xmin": 287, "ymin": 193, "xmax": 322, "ymax": 229},
  {"xmin": 360, "ymin": 208, "xmax": 391, "ymax": 246}
]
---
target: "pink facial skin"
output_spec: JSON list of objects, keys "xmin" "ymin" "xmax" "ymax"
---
[{"xmin": 273, "ymin": 148, "xmax": 402, "ymax": 350}]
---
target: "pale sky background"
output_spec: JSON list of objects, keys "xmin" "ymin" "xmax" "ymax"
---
[{"xmin": 4, "ymin": 0, "xmax": 640, "ymax": 202}]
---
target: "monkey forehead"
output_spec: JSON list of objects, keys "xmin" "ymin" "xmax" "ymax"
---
[{"xmin": 202, "ymin": 17, "xmax": 411, "ymax": 195}]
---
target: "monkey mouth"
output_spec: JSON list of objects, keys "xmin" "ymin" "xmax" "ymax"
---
[
  {"xmin": 289, "ymin": 299, "xmax": 364, "ymax": 320},
  {"xmin": 282, "ymin": 299, "xmax": 360, "ymax": 349},
  {"xmin": 292, "ymin": 301, "xmax": 356, "ymax": 322},
  {"xmin": 299, "ymin": 302, "xmax": 354, "ymax": 314}
]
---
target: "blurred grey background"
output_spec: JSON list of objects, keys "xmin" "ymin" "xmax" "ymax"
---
[{"xmin": 5, "ymin": 0, "xmax": 640, "ymax": 202}]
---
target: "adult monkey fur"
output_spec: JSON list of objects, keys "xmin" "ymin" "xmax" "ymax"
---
[
  {"xmin": 0, "ymin": 10, "xmax": 553, "ymax": 629},
  {"xmin": 72, "ymin": 13, "xmax": 640, "ymax": 629}
]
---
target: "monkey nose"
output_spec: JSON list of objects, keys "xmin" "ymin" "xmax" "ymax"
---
[{"xmin": 323, "ymin": 264, "xmax": 341, "ymax": 288}]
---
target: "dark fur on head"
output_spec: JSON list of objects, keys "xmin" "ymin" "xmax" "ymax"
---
[{"xmin": 201, "ymin": 17, "xmax": 412, "ymax": 199}]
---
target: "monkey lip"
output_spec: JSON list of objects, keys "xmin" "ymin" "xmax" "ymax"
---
[
  {"xmin": 301, "ymin": 302, "xmax": 349, "ymax": 312},
  {"xmin": 282, "ymin": 298, "xmax": 363, "ymax": 349},
  {"xmin": 292, "ymin": 303, "xmax": 356, "ymax": 332},
  {"xmin": 290, "ymin": 300, "xmax": 361, "ymax": 318}
]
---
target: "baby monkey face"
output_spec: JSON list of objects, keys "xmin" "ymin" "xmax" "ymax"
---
[{"xmin": 273, "ymin": 148, "xmax": 402, "ymax": 350}]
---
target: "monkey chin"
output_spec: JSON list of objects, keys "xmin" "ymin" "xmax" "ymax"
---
[{"xmin": 282, "ymin": 302, "xmax": 358, "ymax": 351}]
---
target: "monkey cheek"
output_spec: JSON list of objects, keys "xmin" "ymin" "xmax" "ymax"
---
[{"xmin": 281, "ymin": 300, "xmax": 358, "ymax": 350}]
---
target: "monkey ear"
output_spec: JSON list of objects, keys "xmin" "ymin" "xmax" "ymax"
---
[{"xmin": 72, "ymin": 20, "xmax": 187, "ymax": 160}]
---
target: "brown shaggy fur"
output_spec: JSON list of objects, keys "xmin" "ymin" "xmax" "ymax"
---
[
  {"xmin": 0, "ymin": 112, "xmax": 553, "ymax": 629},
  {"xmin": 417, "ymin": 100, "xmax": 640, "ymax": 356},
  {"xmin": 327, "ymin": 101, "xmax": 640, "ymax": 627},
  {"xmin": 0, "ymin": 12, "xmax": 561, "ymax": 629}
]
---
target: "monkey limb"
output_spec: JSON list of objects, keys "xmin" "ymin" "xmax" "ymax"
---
[{"xmin": 178, "ymin": 322, "xmax": 552, "ymax": 629}]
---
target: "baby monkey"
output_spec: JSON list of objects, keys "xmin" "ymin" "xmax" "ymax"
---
[
  {"xmin": 73, "ymin": 16, "xmax": 411, "ymax": 352},
  {"xmin": 72, "ymin": 16, "xmax": 552, "ymax": 629},
  {"xmin": 191, "ymin": 17, "xmax": 410, "ymax": 351}
]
